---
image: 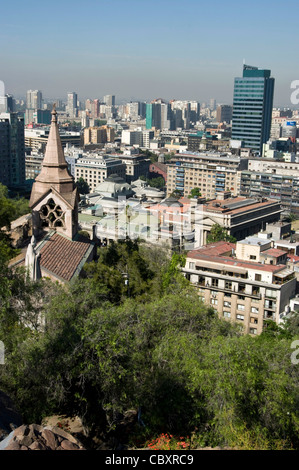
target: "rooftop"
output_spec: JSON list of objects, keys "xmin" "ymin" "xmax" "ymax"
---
[
  {"xmin": 187, "ymin": 241, "xmax": 289, "ymax": 274},
  {"xmin": 38, "ymin": 232, "xmax": 94, "ymax": 282},
  {"xmin": 204, "ymin": 197, "xmax": 280, "ymax": 215}
]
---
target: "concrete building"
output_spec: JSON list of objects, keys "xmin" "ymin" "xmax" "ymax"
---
[
  {"xmin": 66, "ymin": 92, "xmax": 78, "ymax": 119},
  {"xmin": 108, "ymin": 151, "xmax": 151, "ymax": 183},
  {"xmin": 241, "ymin": 158, "xmax": 299, "ymax": 216},
  {"xmin": 183, "ymin": 237, "xmax": 296, "ymax": 335},
  {"xmin": 216, "ymin": 105, "xmax": 233, "ymax": 124},
  {"xmin": 166, "ymin": 152, "xmax": 248, "ymax": 198},
  {"xmin": 84, "ymin": 126, "xmax": 107, "ymax": 146},
  {"xmin": 121, "ymin": 130, "xmax": 143, "ymax": 147},
  {"xmin": 0, "ymin": 94, "xmax": 15, "ymax": 113},
  {"xmin": 0, "ymin": 112, "xmax": 25, "ymax": 187},
  {"xmin": 26, "ymin": 90, "xmax": 42, "ymax": 110},
  {"xmin": 74, "ymin": 154, "xmax": 127, "ymax": 193},
  {"xmin": 193, "ymin": 193, "xmax": 282, "ymax": 246},
  {"xmin": 25, "ymin": 127, "xmax": 81, "ymax": 153},
  {"xmin": 25, "ymin": 151, "xmax": 45, "ymax": 180},
  {"xmin": 103, "ymin": 95, "xmax": 115, "ymax": 107}
]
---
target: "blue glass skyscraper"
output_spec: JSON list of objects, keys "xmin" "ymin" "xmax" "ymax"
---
[{"xmin": 231, "ymin": 64, "xmax": 275, "ymax": 155}]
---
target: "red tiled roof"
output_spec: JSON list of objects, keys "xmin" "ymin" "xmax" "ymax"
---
[
  {"xmin": 287, "ymin": 255, "xmax": 299, "ymax": 263},
  {"xmin": 38, "ymin": 232, "xmax": 94, "ymax": 281},
  {"xmin": 262, "ymin": 248, "xmax": 287, "ymax": 258},
  {"xmin": 188, "ymin": 241, "xmax": 236, "ymax": 257}
]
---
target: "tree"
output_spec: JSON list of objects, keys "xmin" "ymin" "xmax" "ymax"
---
[
  {"xmin": 76, "ymin": 177, "xmax": 90, "ymax": 195},
  {"xmin": 169, "ymin": 190, "xmax": 182, "ymax": 200},
  {"xmin": 0, "ymin": 184, "xmax": 17, "ymax": 230},
  {"xmin": 1, "ymin": 238, "xmax": 299, "ymax": 449},
  {"xmin": 188, "ymin": 187, "xmax": 201, "ymax": 199},
  {"xmin": 207, "ymin": 223, "xmax": 236, "ymax": 244},
  {"xmin": 148, "ymin": 177, "xmax": 165, "ymax": 189}
]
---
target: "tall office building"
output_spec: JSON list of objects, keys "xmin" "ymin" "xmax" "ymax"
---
[
  {"xmin": 103, "ymin": 95, "xmax": 115, "ymax": 107},
  {"xmin": 231, "ymin": 64, "xmax": 275, "ymax": 154},
  {"xmin": 0, "ymin": 94, "xmax": 15, "ymax": 113},
  {"xmin": 216, "ymin": 104, "xmax": 233, "ymax": 123},
  {"xmin": 146, "ymin": 99, "xmax": 170, "ymax": 130},
  {"xmin": 26, "ymin": 90, "xmax": 42, "ymax": 110},
  {"xmin": 66, "ymin": 92, "xmax": 78, "ymax": 118},
  {"xmin": 0, "ymin": 112, "xmax": 25, "ymax": 187}
]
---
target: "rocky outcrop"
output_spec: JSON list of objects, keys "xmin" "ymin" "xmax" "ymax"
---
[
  {"xmin": 0, "ymin": 391, "xmax": 23, "ymax": 441},
  {"xmin": 0, "ymin": 424, "xmax": 85, "ymax": 450}
]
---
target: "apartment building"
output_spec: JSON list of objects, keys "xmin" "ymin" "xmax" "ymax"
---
[
  {"xmin": 183, "ymin": 237, "xmax": 296, "ymax": 335},
  {"xmin": 241, "ymin": 158, "xmax": 299, "ymax": 216},
  {"xmin": 166, "ymin": 152, "xmax": 248, "ymax": 198}
]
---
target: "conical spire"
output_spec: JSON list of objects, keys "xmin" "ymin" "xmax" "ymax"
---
[
  {"xmin": 39, "ymin": 103, "xmax": 68, "ymax": 168},
  {"xmin": 35, "ymin": 104, "xmax": 73, "ymax": 180},
  {"xmin": 29, "ymin": 103, "xmax": 77, "ymax": 207},
  {"xmin": 29, "ymin": 105, "xmax": 76, "ymax": 207}
]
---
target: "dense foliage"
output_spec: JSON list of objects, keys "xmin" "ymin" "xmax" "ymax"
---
[
  {"xmin": 0, "ymin": 184, "xmax": 299, "ymax": 449},
  {"xmin": 207, "ymin": 223, "xmax": 237, "ymax": 244}
]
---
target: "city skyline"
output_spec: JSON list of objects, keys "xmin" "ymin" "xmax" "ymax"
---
[{"xmin": 1, "ymin": 0, "xmax": 299, "ymax": 106}]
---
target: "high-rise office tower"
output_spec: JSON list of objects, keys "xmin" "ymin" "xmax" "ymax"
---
[
  {"xmin": 209, "ymin": 98, "xmax": 216, "ymax": 111},
  {"xmin": 146, "ymin": 103, "xmax": 153, "ymax": 129},
  {"xmin": 103, "ymin": 95, "xmax": 115, "ymax": 107},
  {"xmin": 146, "ymin": 99, "xmax": 170, "ymax": 130},
  {"xmin": 216, "ymin": 104, "xmax": 233, "ymax": 123},
  {"xmin": 26, "ymin": 90, "xmax": 42, "ymax": 110},
  {"xmin": 231, "ymin": 64, "xmax": 275, "ymax": 154},
  {"xmin": 0, "ymin": 94, "xmax": 15, "ymax": 113},
  {"xmin": 66, "ymin": 92, "xmax": 78, "ymax": 118},
  {"xmin": 0, "ymin": 112, "xmax": 25, "ymax": 187}
]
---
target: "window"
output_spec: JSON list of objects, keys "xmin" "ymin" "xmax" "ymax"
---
[
  {"xmin": 255, "ymin": 274, "xmax": 262, "ymax": 281},
  {"xmin": 236, "ymin": 314, "xmax": 244, "ymax": 321},
  {"xmin": 238, "ymin": 283, "xmax": 245, "ymax": 293},
  {"xmin": 237, "ymin": 304, "xmax": 245, "ymax": 311},
  {"xmin": 250, "ymin": 317, "xmax": 258, "ymax": 324},
  {"xmin": 212, "ymin": 278, "xmax": 218, "ymax": 287},
  {"xmin": 250, "ymin": 255, "xmax": 257, "ymax": 260},
  {"xmin": 225, "ymin": 281, "xmax": 232, "ymax": 289},
  {"xmin": 249, "ymin": 328, "xmax": 257, "ymax": 335},
  {"xmin": 224, "ymin": 301, "xmax": 231, "ymax": 307},
  {"xmin": 251, "ymin": 307, "xmax": 259, "ymax": 313},
  {"xmin": 211, "ymin": 299, "xmax": 218, "ymax": 305},
  {"xmin": 223, "ymin": 311, "xmax": 231, "ymax": 318},
  {"xmin": 189, "ymin": 262, "xmax": 195, "ymax": 270}
]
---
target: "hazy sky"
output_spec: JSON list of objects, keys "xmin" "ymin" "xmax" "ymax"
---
[{"xmin": 1, "ymin": 0, "xmax": 299, "ymax": 106}]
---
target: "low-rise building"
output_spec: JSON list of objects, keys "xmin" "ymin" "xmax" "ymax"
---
[{"xmin": 193, "ymin": 193, "xmax": 282, "ymax": 246}]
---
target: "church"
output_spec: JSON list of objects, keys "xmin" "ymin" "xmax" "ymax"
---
[{"xmin": 24, "ymin": 105, "xmax": 96, "ymax": 283}]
